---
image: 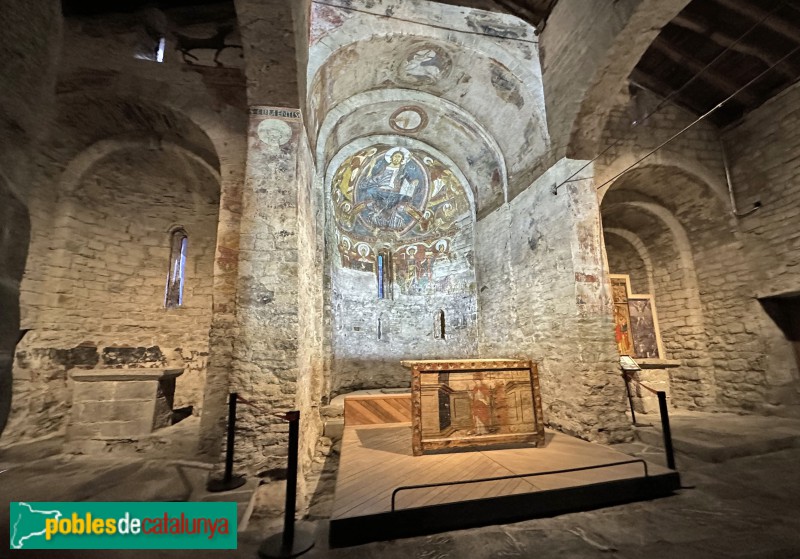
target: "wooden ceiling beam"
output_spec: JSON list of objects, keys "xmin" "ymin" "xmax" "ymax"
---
[
  {"xmin": 629, "ymin": 68, "xmax": 680, "ymax": 98},
  {"xmin": 712, "ymin": 0, "xmax": 800, "ymax": 45},
  {"xmin": 493, "ymin": 0, "xmax": 545, "ymax": 27},
  {"xmin": 629, "ymin": 68, "xmax": 747, "ymax": 125},
  {"xmin": 628, "ymin": 68, "xmax": 708, "ymax": 115},
  {"xmin": 650, "ymin": 36, "xmax": 759, "ymax": 104},
  {"xmin": 670, "ymin": 14, "xmax": 797, "ymax": 80}
]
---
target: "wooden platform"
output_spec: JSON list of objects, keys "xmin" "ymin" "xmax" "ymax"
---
[
  {"xmin": 330, "ymin": 421, "xmax": 680, "ymax": 547},
  {"xmin": 344, "ymin": 393, "xmax": 411, "ymax": 425}
]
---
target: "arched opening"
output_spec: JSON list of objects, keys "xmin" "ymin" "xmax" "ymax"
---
[
  {"xmin": 4, "ymin": 96, "xmax": 222, "ymax": 449},
  {"xmin": 326, "ymin": 141, "xmax": 477, "ymax": 394},
  {"xmin": 0, "ymin": 174, "xmax": 30, "ymax": 438},
  {"xmin": 601, "ymin": 163, "xmax": 795, "ymax": 415}
]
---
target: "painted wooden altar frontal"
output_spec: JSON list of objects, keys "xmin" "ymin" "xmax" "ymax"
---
[{"xmin": 402, "ymin": 359, "xmax": 545, "ymax": 456}]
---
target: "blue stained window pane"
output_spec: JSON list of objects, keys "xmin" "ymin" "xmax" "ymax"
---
[
  {"xmin": 377, "ymin": 254, "xmax": 384, "ymax": 299},
  {"xmin": 165, "ymin": 230, "xmax": 188, "ymax": 308}
]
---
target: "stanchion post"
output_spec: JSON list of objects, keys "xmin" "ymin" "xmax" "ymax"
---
[
  {"xmin": 258, "ymin": 410, "xmax": 315, "ymax": 558},
  {"xmin": 623, "ymin": 371, "xmax": 637, "ymax": 425},
  {"xmin": 282, "ymin": 411, "xmax": 300, "ymax": 548},
  {"xmin": 206, "ymin": 393, "xmax": 246, "ymax": 492},
  {"xmin": 657, "ymin": 391, "xmax": 676, "ymax": 470},
  {"xmin": 224, "ymin": 392, "xmax": 237, "ymax": 481}
]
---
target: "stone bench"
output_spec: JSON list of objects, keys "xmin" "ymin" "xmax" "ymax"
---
[{"xmin": 67, "ymin": 368, "xmax": 183, "ymax": 440}]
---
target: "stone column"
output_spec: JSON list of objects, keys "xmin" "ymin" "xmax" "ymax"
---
[
  {"xmin": 0, "ymin": 0, "xmax": 62, "ymax": 438},
  {"xmin": 232, "ymin": 107, "xmax": 305, "ymax": 474},
  {"xmin": 199, "ymin": 153, "xmax": 246, "ymax": 456}
]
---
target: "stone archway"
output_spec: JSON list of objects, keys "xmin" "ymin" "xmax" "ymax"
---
[
  {"xmin": 3, "ymin": 93, "xmax": 225, "ymax": 448},
  {"xmin": 540, "ymin": 0, "xmax": 691, "ymax": 159},
  {"xmin": 0, "ymin": 172, "xmax": 30, "ymax": 438},
  {"xmin": 600, "ymin": 162, "xmax": 785, "ymax": 414}
]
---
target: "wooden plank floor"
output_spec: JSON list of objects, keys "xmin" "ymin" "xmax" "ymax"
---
[
  {"xmin": 332, "ymin": 422, "xmax": 672, "ymax": 520},
  {"xmin": 344, "ymin": 394, "xmax": 412, "ymax": 425}
]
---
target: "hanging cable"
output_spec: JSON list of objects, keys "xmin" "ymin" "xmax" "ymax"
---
[
  {"xmin": 311, "ymin": 0, "xmax": 538, "ymax": 44},
  {"xmin": 595, "ymin": 41, "xmax": 800, "ymax": 192},
  {"xmin": 551, "ymin": 0, "xmax": 789, "ymax": 195}
]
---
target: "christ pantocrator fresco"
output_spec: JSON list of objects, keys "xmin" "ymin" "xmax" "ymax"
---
[{"xmin": 332, "ymin": 145, "xmax": 471, "ymax": 294}]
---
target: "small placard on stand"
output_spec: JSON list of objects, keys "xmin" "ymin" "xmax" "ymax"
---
[{"xmin": 619, "ymin": 356, "xmax": 641, "ymax": 372}]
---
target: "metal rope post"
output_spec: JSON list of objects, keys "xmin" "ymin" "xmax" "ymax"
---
[
  {"xmin": 657, "ymin": 391, "xmax": 676, "ymax": 470},
  {"xmin": 258, "ymin": 410, "xmax": 315, "ymax": 558},
  {"xmin": 206, "ymin": 392, "xmax": 247, "ymax": 492},
  {"xmin": 623, "ymin": 371, "xmax": 637, "ymax": 425}
]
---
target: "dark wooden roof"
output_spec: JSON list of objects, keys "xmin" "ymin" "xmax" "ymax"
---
[
  {"xmin": 62, "ymin": 0, "xmax": 232, "ymax": 17},
  {"xmin": 433, "ymin": 0, "xmax": 558, "ymax": 31},
  {"xmin": 631, "ymin": 0, "xmax": 800, "ymax": 127}
]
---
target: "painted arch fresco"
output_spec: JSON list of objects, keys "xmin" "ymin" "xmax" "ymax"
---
[{"xmin": 331, "ymin": 144, "xmax": 471, "ymax": 295}]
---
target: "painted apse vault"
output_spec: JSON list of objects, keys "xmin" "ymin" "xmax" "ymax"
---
[
  {"xmin": 332, "ymin": 144, "xmax": 472, "ymax": 296},
  {"xmin": 329, "ymin": 144, "xmax": 478, "ymax": 393}
]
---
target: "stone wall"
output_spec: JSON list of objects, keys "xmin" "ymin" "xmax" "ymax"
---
[
  {"xmin": 725, "ymin": 80, "xmax": 800, "ymax": 414},
  {"xmin": 604, "ymin": 232, "xmax": 650, "ymax": 295},
  {"xmin": 7, "ymin": 148, "xmax": 220, "ymax": 444},
  {"xmin": 477, "ymin": 159, "xmax": 631, "ymax": 444},
  {"xmin": 725, "ymin": 81, "xmax": 800, "ymax": 302},
  {"xmin": 598, "ymin": 88, "xmax": 799, "ymax": 416}
]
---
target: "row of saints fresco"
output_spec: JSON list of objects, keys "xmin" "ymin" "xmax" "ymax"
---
[{"xmin": 332, "ymin": 144, "xmax": 472, "ymax": 295}]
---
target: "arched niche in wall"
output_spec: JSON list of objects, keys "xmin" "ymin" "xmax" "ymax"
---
[
  {"xmin": 8, "ymin": 131, "xmax": 221, "ymax": 446},
  {"xmin": 0, "ymin": 170, "xmax": 29, "ymax": 439},
  {"xmin": 325, "ymin": 136, "xmax": 479, "ymax": 393},
  {"xmin": 316, "ymin": 89, "xmax": 508, "ymax": 215},
  {"xmin": 602, "ymin": 183, "xmax": 717, "ymax": 409},
  {"xmin": 601, "ymin": 163, "xmax": 791, "ymax": 414},
  {"xmin": 307, "ymin": 25, "xmax": 549, "ymax": 207}
]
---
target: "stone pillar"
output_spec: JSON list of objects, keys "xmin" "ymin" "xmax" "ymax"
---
[
  {"xmin": 0, "ymin": 0, "xmax": 62, "ymax": 438},
  {"xmin": 199, "ymin": 153, "xmax": 246, "ymax": 456},
  {"xmin": 232, "ymin": 107, "xmax": 305, "ymax": 474}
]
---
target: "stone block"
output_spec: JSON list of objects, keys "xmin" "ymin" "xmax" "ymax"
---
[
  {"xmin": 75, "ymin": 399, "xmax": 155, "ymax": 423},
  {"xmin": 72, "ymin": 380, "xmax": 114, "ymax": 402},
  {"xmin": 114, "ymin": 381, "xmax": 158, "ymax": 400},
  {"xmin": 95, "ymin": 420, "xmax": 152, "ymax": 438},
  {"xmin": 67, "ymin": 422, "xmax": 102, "ymax": 439},
  {"xmin": 323, "ymin": 418, "xmax": 344, "ymax": 441}
]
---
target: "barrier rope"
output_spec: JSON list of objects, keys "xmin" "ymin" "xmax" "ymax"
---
[{"xmin": 623, "ymin": 371, "xmax": 659, "ymax": 395}]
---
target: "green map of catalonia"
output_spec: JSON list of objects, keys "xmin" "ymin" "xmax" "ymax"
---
[{"xmin": 10, "ymin": 502, "xmax": 62, "ymax": 549}]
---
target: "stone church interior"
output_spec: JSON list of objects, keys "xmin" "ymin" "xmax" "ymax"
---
[{"xmin": 2, "ymin": 0, "xmax": 800, "ymax": 556}]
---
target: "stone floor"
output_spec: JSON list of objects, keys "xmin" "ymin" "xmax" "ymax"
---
[{"xmin": 2, "ymin": 410, "xmax": 800, "ymax": 558}]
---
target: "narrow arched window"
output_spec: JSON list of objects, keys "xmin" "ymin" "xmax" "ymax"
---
[
  {"xmin": 377, "ymin": 253, "xmax": 385, "ymax": 299},
  {"xmin": 376, "ymin": 248, "xmax": 392, "ymax": 299},
  {"xmin": 165, "ymin": 228, "xmax": 188, "ymax": 308},
  {"xmin": 434, "ymin": 309, "xmax": 446, "ymax": 340}
]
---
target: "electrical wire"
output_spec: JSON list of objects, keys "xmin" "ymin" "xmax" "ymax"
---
[
  {"xmin": 595, "ymin": 41, "xmax": 800, "ymax": 192},
  {"xmin": 311, "ymin": 0, "xmax": 538, "ymax": 44},
  {"xmin": 551, "ymin": 0, "xmax": 789, "ymax": 194}
]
